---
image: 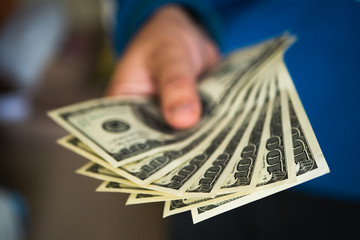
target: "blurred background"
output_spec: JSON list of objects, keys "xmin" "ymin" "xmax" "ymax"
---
[{"xmin": 0, "ymin": 0, "xmax": 169, "ymax": 239}]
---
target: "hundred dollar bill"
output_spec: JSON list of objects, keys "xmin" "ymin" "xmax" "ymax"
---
[
  {"xmin": 218, "ymin": 61, "xmax": 296, "ymax": 195},
  {"xmin": 162, "ymin": 193, "xmax": 229, "ymax": 217},
  {"xmin": 162, "ymin": 78, "xmax": 275, "ymax": 216},
  {"xmin": 279, "ymin": 60, "xmax": 329, "ymax": 179},
  {"xmin": 76, "ymin": 162, "xmax": 134, "ymax": 185},
  {"xmin": 183, "ymin": 72, "xmax": 272, "ymax": 198},
  {"xmin": 253, "ymin": 59, "xmax": 296, "ymax": 190},
  {"xmin": 190, "ymin": 59, "xmax": 329, "ymax": 224},
  {"xmin": 57, "ymin": 135, "xmax": 161, "ymax": 186},
  {"xmin": 96, "ymin": 181, "xmax": 173, "ymax": 196},
  {"xmin": 49, "ymin": 35, "xmax": 294, "ymax": 168},
  {"xmin": 126, "ymin": 193, "xmax": 180, "ymax": 205}
]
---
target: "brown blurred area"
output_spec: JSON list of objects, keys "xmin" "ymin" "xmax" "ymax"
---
[
  {"xmin": 0, "ymin": 0, "xmax": 169, "ymax": 239},
  {"xmin": 0, "ymin": 0, "xmax": 18, "ymax": 28}
]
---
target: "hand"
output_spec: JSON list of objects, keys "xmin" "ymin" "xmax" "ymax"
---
[{"xmin": 106, "ymin": 5, "xmax": 219, "ymax": 129}]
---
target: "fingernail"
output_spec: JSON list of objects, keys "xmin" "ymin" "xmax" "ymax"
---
[{"xmin": 166, "ymin": 102, "xmax": 200, "ymax": 129}]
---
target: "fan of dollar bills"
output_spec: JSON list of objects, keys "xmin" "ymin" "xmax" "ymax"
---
[{"xmin": 48, "ymin": 34, "xmax": 329, "ymax": 224}]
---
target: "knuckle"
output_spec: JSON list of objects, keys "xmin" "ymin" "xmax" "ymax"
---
[{"xmin": 162, "ymin": 73, "xmax": 191, "ymax": 90}]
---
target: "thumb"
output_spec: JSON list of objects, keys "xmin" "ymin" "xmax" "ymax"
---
[{"xmin": 153, "ymin": 50, "xmax": 202, "ymax": 129}]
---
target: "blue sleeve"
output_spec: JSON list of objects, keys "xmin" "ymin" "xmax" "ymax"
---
[{"xmin": 112, "ymin": 0, "xmax": 223, "ymax": 58}]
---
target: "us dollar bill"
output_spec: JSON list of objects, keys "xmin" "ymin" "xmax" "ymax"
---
[
  {"xmin": 279, "ymin": 59, "xmax": 329, "ymax": 179},
  {"xmin": 126, "ymin": 193, "xmax": 180, "ymax": 205},
  {"xmin": 254, "ymin": 61, "xmax": 296, "ymax": 190},
  {"xmin": 219, "ymin": 63, "xmax": 296, "ymax": 195},
  {"xmin": 190, "ymin": 59, "xmax": 329, "ymax": 224},
  {"xmin": 96, "ymin": 181, "xmax": 172, "ymax": 196},
  {"xmin": 76, "ymin": 162, "xmax": 134, "ymax": 185},
  {"xmin": 162, "ymin": 78, "xmax": 275, "ymax": 216},
  {"xmin": 49, "ymin": 35, "xmax": 294, "ymax": 168},
  {"xmin": 57, "ymin": 135, "xmax": 160, "ymax": 186},
  {"xmin": 183, "ymin": 75, "xmax": 270, "ymax": 198}
]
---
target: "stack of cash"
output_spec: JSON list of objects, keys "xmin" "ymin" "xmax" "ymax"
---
[{"xmin": 48, "ymin": 34, "xmax": 329, "ymax": 223}]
